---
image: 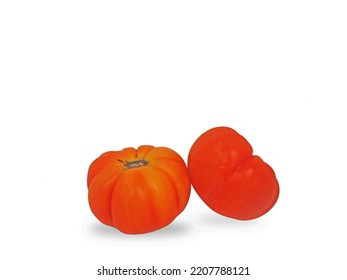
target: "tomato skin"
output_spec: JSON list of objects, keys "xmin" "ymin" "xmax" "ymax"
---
[
  {"xmin": 87, "ymin": 145, "xmax": 191, "ymax": 234},
  {"xmin": 188, "ymin": 127, "xmax": 279, "ymax": 220}
]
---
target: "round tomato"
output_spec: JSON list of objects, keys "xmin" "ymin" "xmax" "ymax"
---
[
  {"xmin": 188, "ymin": 126, "xmax": 279, "ymax": 220},
  {"xmin": 87, "ymin": 145, "xmax": 191, "ymax": 234}
]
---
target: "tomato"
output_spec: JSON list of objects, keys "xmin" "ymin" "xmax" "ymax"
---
[
  {"xmin": 87, "ymin": 145, "xmax": 191, "ymax": 234},
  {"xmin": 188, "ymin": 126, "xmax": 279, "ymax": 220}
]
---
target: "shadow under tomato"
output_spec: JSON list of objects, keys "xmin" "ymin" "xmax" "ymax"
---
[
  {"xmin": 196, "ymin": 211, "xmax": 268, "ymax": 232},
  {"xmin": 87, "ymin": 219, "xmax": 195, "ymax": 240}
]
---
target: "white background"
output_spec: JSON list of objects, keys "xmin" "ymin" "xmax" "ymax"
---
[{"xmin": 1, "ymin": 1, "xmax": 346, "ymax": 279}]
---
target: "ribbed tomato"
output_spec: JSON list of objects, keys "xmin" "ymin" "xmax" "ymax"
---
[
  {"xmin": 188, "ymin": 126, "xmax": 279, "ymax": 220},
  {"xmin": 87, "ymin": 145, "xmax": 191, "ymax": 234}
]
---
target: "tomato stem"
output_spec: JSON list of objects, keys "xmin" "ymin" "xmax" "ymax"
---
[{"xmin": 124, "ymin": 159, "xmax": 148, "ymax": 169}]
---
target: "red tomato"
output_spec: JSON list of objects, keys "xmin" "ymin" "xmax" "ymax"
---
[
  {"xmin": 188, "ymin": 126, "xmax": 279, "ymax": 220},
  {"xmin": 87, "ymin": 145, "xmax": 191, "ymax": 234}
]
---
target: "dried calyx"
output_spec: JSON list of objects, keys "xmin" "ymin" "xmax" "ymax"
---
[{"xmin": 124, "ymin": 159, "xmax": 148, "ymax": 169}]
